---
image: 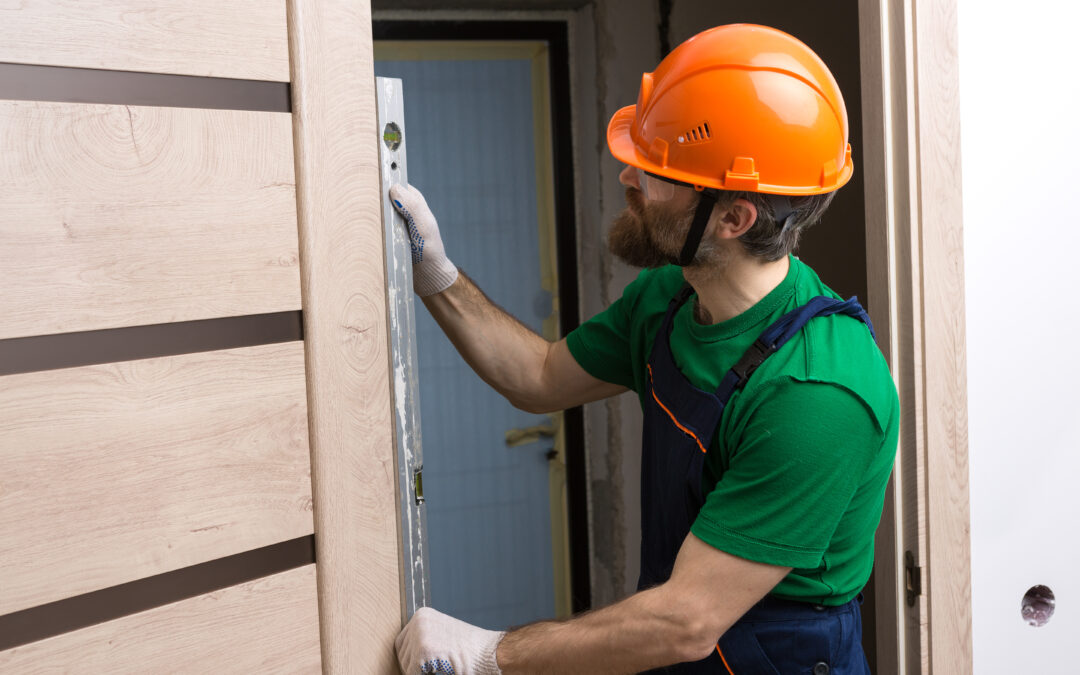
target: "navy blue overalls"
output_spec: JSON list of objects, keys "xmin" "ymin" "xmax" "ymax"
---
[{"xmin": 640, "ymin": 285, "xmax": 874, "ymax": 675}]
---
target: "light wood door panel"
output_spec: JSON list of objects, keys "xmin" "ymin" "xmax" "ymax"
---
[
  {"xmin": 0, "ymin": 1, "xmax": 289, "ymax": 81},
  {"xmin": 289, "ymin": 0, "xmax": 403, "ymax": 670},
  {"xmin": 0, "ymin": 101, "xmax": 300, "ymax": 340},
  {"xmin": 0, "ymin": 342, "xmax": 313, "ymax": 615},
  {"xmin": 0, "ymin": 565, "xmax": 321, "ymax": 672}
]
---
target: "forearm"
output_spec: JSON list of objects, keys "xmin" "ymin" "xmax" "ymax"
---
[
  {"xmin": 390, "ymin": 182, "xmax": 621, "ymax": 413},
  {"xmin": 394, "ymin": 536, "xmax": 790, "ymax": 675},
  {"xmin": 422, "ymin": 271, "xmax": 555, "ymax": 412},
  {"xmin": 495, "ymin": 586, "xmax": 715, "ymax": 675}
]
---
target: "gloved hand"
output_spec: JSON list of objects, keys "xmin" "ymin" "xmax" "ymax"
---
[
  {"xmin": 395, "ymin": 606, "xmax": 504, "ymax": 674},
  {"xmin": 390, "ymin": 184, "xmax": 460, "ymax": 297}
]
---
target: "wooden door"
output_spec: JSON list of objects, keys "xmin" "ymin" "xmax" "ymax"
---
[{"xmin": 0, "ymin": 1, "xmax": 403, "ymax": 671}]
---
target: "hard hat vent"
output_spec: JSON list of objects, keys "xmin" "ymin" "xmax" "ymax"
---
[{"xmin": 678, "ymin": 122, "xmax": 711, "ymax": 146}]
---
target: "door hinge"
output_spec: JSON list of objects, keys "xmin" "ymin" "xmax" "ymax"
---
[{"xmin": 905, "ymin": 550, "xmax": 921, "ymax": 607}]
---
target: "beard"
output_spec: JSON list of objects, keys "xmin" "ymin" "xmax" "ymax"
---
[
  {"xmin": 608, "ymin": 188, "xmax": 730, "ymax": 271},
  {"xmin": 607, "ymin": 188, "xmax": 699, "ymax": 268}
]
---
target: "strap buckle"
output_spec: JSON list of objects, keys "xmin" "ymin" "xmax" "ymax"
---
[{"xmin": 730, "ymin": 339, "xmax": 775, "ymax": 385}]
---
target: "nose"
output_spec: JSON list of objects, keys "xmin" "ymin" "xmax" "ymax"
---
[{"xmin": 619, "ymin": 164, "xmax": 641, "ymax": 190}]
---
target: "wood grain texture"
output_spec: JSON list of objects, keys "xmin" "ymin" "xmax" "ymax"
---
[
  {"xmin": 0, "ymin": 565, "xmax": 321, "ymax": 672},
  {"xmin": 0, "ymin": 342, "xmax": 313, "ymax": 615},
  {"xmin": 0, "ymin": 101, "xmax": 300, "ymax": 340},
  {"xmin": 912, "ymin": 0, "xmax": 971, "ymax": 672},
  {"xmin": 287, "ymin": 0, "xmax": 403, "ymax": 671},
  {"xmin": 862, "ymin": 0, "xmax": 971, "ymax": 672},
  {"xmin": 0, "ymin": 0, "xmax": 289, "ymax": 81}
]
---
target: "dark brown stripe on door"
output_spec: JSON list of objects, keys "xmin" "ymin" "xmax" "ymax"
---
[
  {"xmin": 0, "ymin": 62, "xmax": 291, "ymax": 112},
  {"xmin": 0, "ymin": 535, "xmax": 316, "ymax": 651},
  {"xmin": 0, "ymin": 311, "xmax": 303, "ymax": 376}
]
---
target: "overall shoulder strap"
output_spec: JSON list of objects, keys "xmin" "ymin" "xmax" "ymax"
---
[
  {"xmin": 660, "ymin": 283, "xmax": 696, "ymax": 331},
  {"xmin": 713, "ymin": 296, "xmax": 875, "ymax": 405}
]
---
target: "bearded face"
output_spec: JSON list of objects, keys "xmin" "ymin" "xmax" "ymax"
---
[{"xmin": 607, "ymin": 188, "xmax": 704, "ymax": 268}]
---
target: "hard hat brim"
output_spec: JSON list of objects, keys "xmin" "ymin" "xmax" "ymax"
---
[
  {"xmin": 608, "ymin": 104, "xmax": 743, "ymax": 192},
  {"xmin": 607, "ymin": 103, "xmax": 854, "ymax": 195},
  {"xmin": 606, "ymin": 104, "xmax": 669, "ymax": 178}
]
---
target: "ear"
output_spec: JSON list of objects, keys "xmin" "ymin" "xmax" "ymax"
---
[{"xmin": 711, "ymin": 198, "xmax": 757, "ymax": 239}]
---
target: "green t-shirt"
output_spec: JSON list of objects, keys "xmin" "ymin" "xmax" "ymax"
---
[{"xmin": 566, "ymin": 256, "xmax": 899, "ymax": 605}]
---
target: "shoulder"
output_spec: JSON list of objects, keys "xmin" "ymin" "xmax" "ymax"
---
[
  {"xmin": 783, "ymin": 316, "xmax": 898, "ymax": 434},
  {"xmin": 727, "ymin": 377, "xmax": 893, "ymax": 484},
  {"xmin": 747, "ymin": 377, "xmax": 883, "ymax": 432},
  {"xmin": 753, "ymin": 258, "xmax": 898, "ymax": 433}
]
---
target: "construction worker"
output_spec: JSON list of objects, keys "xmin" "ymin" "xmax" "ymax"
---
[{"xmin": 392, "ymin": 24, "xmax": 898, "ymax": 675}]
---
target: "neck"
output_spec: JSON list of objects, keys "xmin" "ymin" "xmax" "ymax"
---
[{"xmin": 683, "ymin": 252, "xmax": 789, "ymax": 325}]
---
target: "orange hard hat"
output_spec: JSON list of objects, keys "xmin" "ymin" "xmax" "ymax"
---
[{"xmin": 607, "ymin": 24, "xmax": 853, "ymax": 196}]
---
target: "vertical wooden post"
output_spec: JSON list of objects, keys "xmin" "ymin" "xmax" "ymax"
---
[
  {"xmin": 910, "ymin": 1, "xmax": 971, "ymax": 673},
  {"xmin": 287, "ymin": 0, "xmax": 403, "ymax": 671},
  {"xmin": 860, "ymin": 0, "xmax": 971, "ymax": 672}
]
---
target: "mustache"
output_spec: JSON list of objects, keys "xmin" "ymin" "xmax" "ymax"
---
[{"xmin": 624, "ymin": 187, "xmax": 646, "ymax": 214}]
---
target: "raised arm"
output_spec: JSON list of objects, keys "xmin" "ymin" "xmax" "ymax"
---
[{"xmin": 391, "ymin": 184, "xmax": 626, "ymax": 413}]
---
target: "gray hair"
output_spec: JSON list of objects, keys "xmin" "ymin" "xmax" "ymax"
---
[{"xmin": 712, "ymin": 190, "xmax": 838, "ymax": 262}]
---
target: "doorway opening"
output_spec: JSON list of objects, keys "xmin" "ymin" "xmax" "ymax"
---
[{"xmin": 373, "ymin": 19, "xmax": 590, "ymax": 624}]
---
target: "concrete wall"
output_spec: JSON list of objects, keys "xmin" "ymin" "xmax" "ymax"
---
[{"xmin": 578, "ymin": 0, "xmax": 660, "ymax": 607}]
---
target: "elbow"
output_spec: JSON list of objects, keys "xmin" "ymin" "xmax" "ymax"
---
[
  {"xmin": 510, "ymin": 396, "xmax": 557, "ymax": 415},
  {"xmin": 671, "ymin": 618, "xmax": 725, "ymax": 665},
  {"xmin": 507, "ymin": 379, "xmax": 560, "ymax": 414},
  {"xmin": 660, "ymin": 596, "xmax": 730, "ymax": 665}
]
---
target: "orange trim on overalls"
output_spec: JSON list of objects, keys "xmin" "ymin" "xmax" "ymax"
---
[
  {"xmin": 646, "ymin": 364, "xmax": 708, "ymax": 454},
  {"xmin": 716, "ymin": 645, "xmax": 734, "ymax": 674}
]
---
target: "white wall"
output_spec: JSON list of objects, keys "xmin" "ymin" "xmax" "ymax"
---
[{"xmin": 960, "ymin": 3, "xmax": 1080, "ymax": 672}]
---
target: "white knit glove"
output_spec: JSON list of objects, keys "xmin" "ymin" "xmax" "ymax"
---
[
  {"xmin": 390, "ymin": 184, "xmax": 460, "ymax": 297},
  {"xmin": 395, "ymin": 607, "xmax": 504, "ymax": 675}
]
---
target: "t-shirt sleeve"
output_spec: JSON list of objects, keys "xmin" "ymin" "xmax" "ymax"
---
[
  {"xmin": 565, "ymin": 273, "xmax": 650, "ymax": 390},
  {"xmin": 565, "ymin": 297, "xmax": 635, "ymax": 389},
  {"xmin": 690, "ymin": 379, "xmax": 885, "ymax": 569}
]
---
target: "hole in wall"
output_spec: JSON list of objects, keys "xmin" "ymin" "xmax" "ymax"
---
[
  {"xmin": 391, "ymin": 161, "xmax": 398, "ymax": 170},
  {"xmin": 1021, "ymin": 585, "xmax": 1055, "ymax": 627}
]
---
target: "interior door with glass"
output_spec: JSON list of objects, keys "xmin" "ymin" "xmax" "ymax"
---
[{"xmin": 374, "ymin": 41, "xmax": 570, "ymax": 629}]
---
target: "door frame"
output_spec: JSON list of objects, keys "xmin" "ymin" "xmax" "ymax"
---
[
  {"xmin": 858, "ymin": 0, "xmax": 972, "ymax": 672},
  {"xmin": 372, "ymin": 19, "xmax": 591, "ymax": 614}
]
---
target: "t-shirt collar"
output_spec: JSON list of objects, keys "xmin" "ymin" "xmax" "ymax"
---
[{"xmin": 678, "ymin": 254, "xmax": 801, "ymax": 343}]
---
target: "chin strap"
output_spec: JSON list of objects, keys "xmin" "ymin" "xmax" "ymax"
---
[
  {"xmin": 677, "ymin": 190, "xmax": 718, "ymax": 266},
  {"xmin": 767, "ymin": 194, "xmax": 797, "ymax": 235},
  {"xmin": 678, "ymin": 192, "xmax": 798, "ymax": 267}
]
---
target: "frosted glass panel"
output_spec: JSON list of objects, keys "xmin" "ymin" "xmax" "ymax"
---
[{"xmin": 374, "ymin": 56, "xmax": 556, "ymax": 630}]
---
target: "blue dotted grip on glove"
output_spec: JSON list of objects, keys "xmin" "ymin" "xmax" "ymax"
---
[
  {"xmin": 393, "ymin": 199, "xmax": 426, "ymax": 265},
  {"xmin": 420, "ymin": 658, "xmax": 456, "ymax": 674}
]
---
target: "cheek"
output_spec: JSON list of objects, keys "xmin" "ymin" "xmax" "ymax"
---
[
  {"xmin": 644, "ymin": 202, "xmax": 692, "ymax": 238},
  {"xmin": 671, "ymin": 190, "xmax": 699, "ymax": 213}
]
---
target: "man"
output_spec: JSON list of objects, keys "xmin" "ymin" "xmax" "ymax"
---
[{"xmin": 392, "ymin": 24, "xmax": 898, "ymax": 674}]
